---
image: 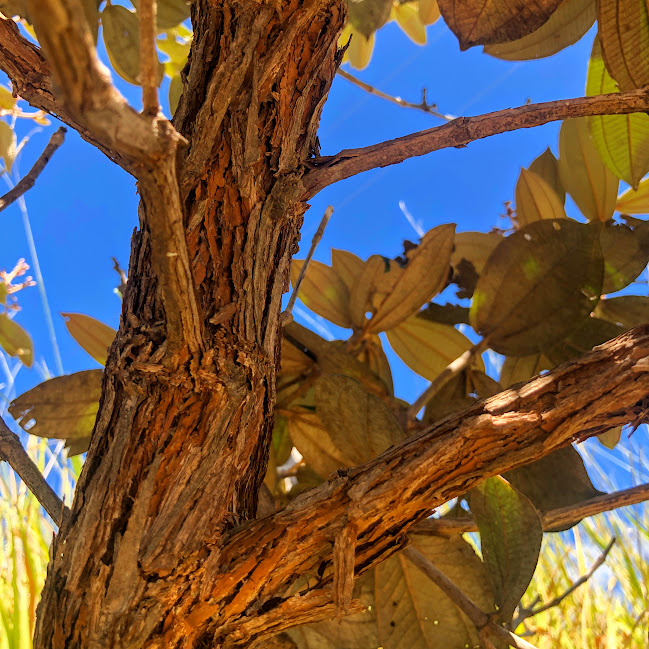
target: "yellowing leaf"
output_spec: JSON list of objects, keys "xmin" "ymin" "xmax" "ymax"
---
[
  {"xmin": 597, "ymin": 425, "xmax": 622, "ymax": 449},
  {"xmin": 451, "ymin": 231, "xmax": 502, "ymax": 274},
  {"xmin": 470, "ymin": 220, "xmax": 604, "ymax": 356},
  {"xmin": 616, "ymin": 176, "xmax": 649, "ymax": 213},
  {"xmin": 515, "ymin": 168, "xmax": 567, "ymax": 226},
  {"xmin": 499, "ymin": 354, "xmax": 552, "ymax": 388},
  {"xmin": 0, "ymin": 313, "xmax": 32, "ymax": 366},
  {"xmin": 437, "ymin": 0, "xmax": 563, "ymax": 49},
  {"xmin": 587, "ymin": 38, "xmax": 649, "ymax": 189},
  {"xmin": 353, "ymin": 334, "xmax": 394, "ymax": 396},
  {"xmin": 314, "ymin": 374, "xmax": 403, "ymax": 467},
  {"xmin": 290, "ymin": 259, "xmax": 352, "ymax": 328},
  {"xmin": 102, "ymin": 5, "xmax": 164, "ymax": 86},
  {"xmin": 330, "ymin": 248, "xmax": 364, "ymax": 294},
  {"xmin": 351, "ymin": 224, "xmax": 455, "ymax": 333},
  {"xmin": 392, "ymin": 2, "xmax": 426, "ymax": 45},
  {"xmin": 0, "ymin": 120, "xmax": 17, "ymax": 173},
  {"xmin": 340, "ymin": 26, "xmax": 375, "ymax": 70},
  {"xmin": 419, "ymin": 0, "xmax": 441, "ymax": 25},
  {"xmin": 470, "ymin": 477, "xmax": 542, "ymax": 623},
  {"xmin": 528, "ymin": 147, "xmax": 565, "ymax": 202},
  {"xmin": 9, "ymin": 370, "xmax": 103, "ymax": 455},
  {"xmin": 484, "ymin": 0, "xmax": 595, "ymax": 60},
  {"xmin": 376, "ymin": 535, "xmax": 494, "ymax": 648},
  {"xmin": 558, "ymin": 117, "xmax": 618, "ymax": 221},
  {"xmin": 62, "ymin": 313, "xmax": 116, "ymax": 366},
  {"xmin": 386, "ymin": 315, "xmax": 483, "ymax": 382},
  {"xmin": 0, "ymin": 87, "xmax": 16, "ymax": 111},
  {"xmin": 594, "ymin": 295, "xmax": 649, "ymax": 328},
  {"xmin": 598, "ymin": 0, "xmax": 649, "ymax": 91}
]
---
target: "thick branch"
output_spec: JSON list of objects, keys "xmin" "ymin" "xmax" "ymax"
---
[
  {"xmin": 0, "ymin": 417, "xmax": 69, "ymax": 526},
  {"xmin": 303, "ymin": 89, "xmax": 649, "ymax": 197},
  {"xmin": 0, "ymin": 126, "xmax": 66, "ymax": 212},
  {"xmin": 414, "ymin": 482, "xmax": 649, "ymax": 536},
  {"xmin": 202, "ymin": 324, "xmax": 649, "ymax": 644}
]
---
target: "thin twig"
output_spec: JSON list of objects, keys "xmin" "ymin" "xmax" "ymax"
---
[
  {"xmin": 414, "ymin": 483, "xmax": 649, "ymax": 536},
  {"xmin": 0, "ymin": 417, "xmax": 69, "ymax": 527},
  {"xmin": 112, "ymin": 257, "xmax": 128, "ymax": 298},
  {"xmin": 0, "ymin": 127, "xmax": 66, "ymax": 213},
  {"xmin": 511, "ymin": 538, "xmax": 616, "ymax": 629},
  {"xmin": 303, "ymin": 89, "xmax": 649, "ymax": 197},
  {"xmin": 138, "ymin": 0, "xmax": 159, "ymax": 116},
  {"xmin": 407, "ymin": 339, "xmax": 488, "ymax": 419},
  {"xmin": 281, "ymin": 205, "xmax": 333, "ymax": 326},
  {"xmin": 403, "ymin": 546, "xmax": 540, "ymax": 649},
  {"xmin": 337, "ymin": 68, "xmax": 454, "ymax": 121}
]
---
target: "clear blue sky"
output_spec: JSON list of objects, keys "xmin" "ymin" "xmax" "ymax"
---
[{"xmin": 1, "ymin": 18, "xmax": 646, "ymax": 489}]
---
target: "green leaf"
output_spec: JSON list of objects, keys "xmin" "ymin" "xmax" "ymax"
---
[
  {"xmin": 376, "ymin": 535, "xmax": 495, "ymax": 648},
  {"xmin": 514, "ymin": 168, "xmax": 567, "ymax": 226},
  {"xmin": 345, "ymin": 0, "xmax": 392, "ymax": 39},
  {"xmin": 290, "ymin": 259, "xmax": 352, "ymax": 328},
  {"xmin": 0, "ymin": 314, "xmax": 32, "ymax": 367},
  {"xmin": 616, "ymin": 176, "xmax": 649, "ymax": 213},
  {"xmin": 9, "ymin": 370, "xmax": 104, "ymax": 455},
  {"xmin": 0, "ymin": 121, "xmax": 17, "ymax": 173},
  {"xmin": 470, "ymin": 220, "xmax": 604, "ymax": 356},
  {"xmin": 504, "ymin": 445, "xmax": 604, "ymax": 531},
  {"xmin": 543, "ymin": 317, "xmax": 624, "ymax": 365},
  {"xmin": 62, "ymin": 313, "xmax": 117, "ymax": 366},
  {"xmin": 594, "ymin": 295, "xmax": 649, "ymax": 328},
  {"xmin": 470, "ymin": 476, "xmax": 543, "ymax": 623},
  {"xmin": 484, "ymin": 0, "xmax": 595, "ymax": 60},
  {"xmin": 599, "ymin": 220, "xmax": 649, "ymax": 293},
  {"xmin": 558, "ymin": 117, "xmax": 618, "ymax": 222},
  {"xmin": 102, "ymin": 5, "xmax": 164, "ymax": 86},
  {"xmin": 314, "ymin": 374, "xmax": 404, "ymax": 467},
  {"xmin": 597, "ymin": 0, "xmax": 649, "ymax": 91},
  {"xmin": 437, "ymin": 0, "xmax": 563, "ymax": 49},
  {"xmin": 386, "ymin": 315, "xmax": 484, "ymax": 382},
  {"xmin": 586, "ymin": 38, "xmax": 649, "ymax": 189},
  {"xmin": 499, "ymin": 354, "xmax": 552, "ymax": 388},
  {"xmin": 528, "ymin": 147, "xmax": 565, "ymax": 202}
]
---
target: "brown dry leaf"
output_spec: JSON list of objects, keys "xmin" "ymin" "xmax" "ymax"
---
[
  {"xmin": 314, "ymin": 374, "xmax": 404, "ymax": 466},
  {"xmin": 595, "ymin": 295, "xmax": 649, "ymax": 329},
  {"xmin": 597, "ymin": 426, "xmax": 623, "ymax": 449},
  {"xmin": 515, "ymin": 168, "xmax": 567, "ymax": 226},
  {"xmin": 558, "ymin": 117, "xmax": 618, "ymax": 222},
  {"xmin": 437, "ymin": 0, "xmax": 563, "ymax": 49},
  {"xmin": 386, "ymin": 315, "xmax": 484, "ymax": 382},
  {"xmin": 484, "ymin": 0, "xmax": 595, "ymax": 60},
  {"xmin": 291, "ymin": 259, "xmax": 352, "ymax": 328},
  {"xmin": 352, "ymin": 224, "xmax": 455, "ymax": 333},
  {"xmin": 598, "ymin": 0, "xmax": 649, "ymax": 91},
  {"xmin": 9, "ymin": 370, "xmax": 103, "ymax": 455},
  {"xmin": 375, "ymin": 534, "xmax": 495, "ymax": 648},
  {"xmin": 62, "ymin": 313, "xmax": 117, "ymax": 366},
  {"xmin": 353, "ymin": 334, "xmax": 394, "ymax": 396}
]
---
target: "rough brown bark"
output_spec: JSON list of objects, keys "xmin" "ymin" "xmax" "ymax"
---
[{"xmin": 31, "ymin": 1, "xmax": 344, "ymax": 647}]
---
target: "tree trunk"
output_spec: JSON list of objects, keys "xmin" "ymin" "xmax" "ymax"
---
[{"xmin": 33, "ymin": 1, "xmax": 345, "ymax": 647}]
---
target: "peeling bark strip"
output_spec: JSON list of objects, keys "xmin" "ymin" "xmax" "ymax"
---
[{"xmin": 32, "ymin": 0, "xmax": 345, "ymax": 647}]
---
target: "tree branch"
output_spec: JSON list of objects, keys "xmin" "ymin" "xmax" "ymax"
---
[
  {"xmin": 139, "ymin": 0, "xmax": 160, "ymax": 116},
  {"xmin": 337, "ymin": 68, "xmax": 454, "ymax": 120},
  {"xmin": 162, "ymin": 324, "xmax": 649, "ymax": 644},
  {"xmin": 0, "ymin": 126, "xmax": 66, "ymax": 212},
  {"xmin": 0, "ymin": 417, "xmax": 69, "ymax": 527},
  {"xmin": 414, "ymin": 483, "xmax": 649, "ymax": 536},
  {"xmin": 303, "ymin": 89, "xmax": 649, "ymax": 198}
]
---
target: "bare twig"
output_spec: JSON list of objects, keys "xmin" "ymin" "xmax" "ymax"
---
[
  {"xmin": 408, "ymin": 339, "xmax": 488, "ymax": 419},
  {"xmin": 0, "ymin": 417, "xmax": 69, "ymax": 527},
  {"xmin": 138, "ymin": 0, "xmax": 160, "ymax": 116},
  {"xmin": 337, "ymin": 68, "xmax": 454, "ymax": 120},
  {"xmin": 414, "ymin": 483, "xmax": 649, "ymax": 536},
  {"xmin": 511, "ymin": 538, "xmax": 615, "ymax": 629},
  {"xmin": 0, "ymin": 127, "xmax": 66, "ymax": 213},
  {"xmin": 404, "ymin": 546, "xmax": 540, "ymax": 649},
  {"xmin": 112, "ymin": 257, "xmax": 128, "ymax": 298},
  {"xmin": 303, "ymin": 89, "xmax": 649, "ymax": 197},
  {"xmin": 281, "ymin": 205, "xmax": 333, "ymax": 326}
]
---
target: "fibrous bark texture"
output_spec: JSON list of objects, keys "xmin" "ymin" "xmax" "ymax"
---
[{"xmin": 33, "ymin": 1, "xmax": 344, "ymax": 647}]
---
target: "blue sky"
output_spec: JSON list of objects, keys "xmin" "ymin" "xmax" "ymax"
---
[{"xmin": 1, "ymin": 17, "xmax": 646, "ymax": 490}]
